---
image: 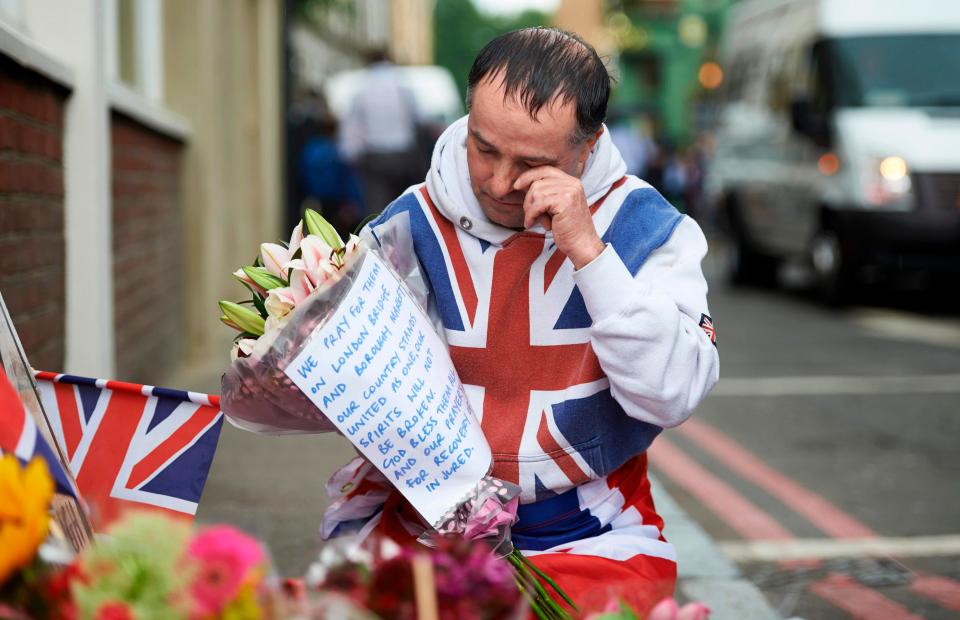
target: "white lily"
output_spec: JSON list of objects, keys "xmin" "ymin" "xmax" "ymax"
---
[
  {"xmin": 265, "ymin": 286, "xmax": 296, "ymax": 320},
  {"xmin": 260, "ymin": 242, "xmax": 291, "ymax": 279},
  {"xmin": 343, "ymin": 234, "xmax": 362, "ymax": 258}
]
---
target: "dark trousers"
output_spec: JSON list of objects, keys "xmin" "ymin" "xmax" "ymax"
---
[{"xmin": 358, "ymin": 150, "xmax": 422, "ymax": 214}]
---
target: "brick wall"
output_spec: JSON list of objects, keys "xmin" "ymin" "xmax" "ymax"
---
[
  {"xmin": 0, "ymin": 55, "xmax": 68, "ymax": 372},
  {"xmin": 111, "ymin": 113, "xmax": 184, "ymax": 384}
]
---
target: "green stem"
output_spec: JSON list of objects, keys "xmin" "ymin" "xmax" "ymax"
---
[
  {"xmin": 515, "ymin": 576, "xmax": 551, "ymax": 620},
  {"xmin": 514, "ymin": 550, "xmax": 579, "ymax": 611},
  {"xmin": 508, "ymin": 552, "xmax": 570, "ymax": 619}
]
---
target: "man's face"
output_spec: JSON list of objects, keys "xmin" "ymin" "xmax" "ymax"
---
[{"xmin": 466, "ymin": 77, "xmax": 595, "ymax": 229}]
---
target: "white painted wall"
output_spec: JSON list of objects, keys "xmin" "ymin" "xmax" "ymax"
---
[{"xmin": 20, "ymin": 0, "xmax": 116, "ymax": 377}]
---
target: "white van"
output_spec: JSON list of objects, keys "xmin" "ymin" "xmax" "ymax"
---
[
  {"xmin": 706, "ymin": 0, "xmax": 960, "ymax": 302},
  {"xmin": 324, "ymin": 65, "xmax": 463, "ymax": 127}
]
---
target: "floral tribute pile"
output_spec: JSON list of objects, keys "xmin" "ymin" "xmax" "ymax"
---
[{"xmin": 0, "ymin": 456, "xmax": 709, "ymax": 620}]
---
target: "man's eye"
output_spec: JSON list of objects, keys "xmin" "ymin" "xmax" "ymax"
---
[{"xmin": 479, "ymin": 147, "xmax": 495, "ymax": 155}]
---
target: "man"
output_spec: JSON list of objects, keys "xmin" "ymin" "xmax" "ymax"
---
[
  {"xmin": 324, "ymin": 28, "xmax": 719, "ymax": 613},
  {"xmin": 339, "ymin": 48, "xmax": 422, "ymax": 215}
]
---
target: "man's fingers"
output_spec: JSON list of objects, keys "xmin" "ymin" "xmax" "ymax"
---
[
  {"xmin": 523, "ymin": 184, "xmax": 568, "ymax": 228},
  {"xmin": 514, "ymin": 165, "xmax": 568, "ymax": 191}
]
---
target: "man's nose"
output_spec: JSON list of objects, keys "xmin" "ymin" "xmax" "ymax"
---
[{"xmin": 488, "ymin": 160, "xmax": 517, "ymax": 199}]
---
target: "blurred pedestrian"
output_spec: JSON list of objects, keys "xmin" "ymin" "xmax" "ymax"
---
[
  {"xmin": 297, "ymin": 100, "xmax": 364, "ymax": 234},
  {"xmin": 338, "ymin": 48, "xmax": 421, "ymax": 214},
  {"xmin": 608, "ymin": 114, "xmax": 657, "ymax": 179}
]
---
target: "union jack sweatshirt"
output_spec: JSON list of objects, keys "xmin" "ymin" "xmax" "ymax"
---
[{"xmin": 365, "ymin": 116, "xmax": 719, "ymax": 504}]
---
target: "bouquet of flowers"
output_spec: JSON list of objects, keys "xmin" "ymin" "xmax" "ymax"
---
[
  {"xmin": 217, "ymin": 210, "xmax": 362, "ymax": 433},
  {"xmin": 216, "ymin": 210, "xmax": 576, "ymax": 619}
]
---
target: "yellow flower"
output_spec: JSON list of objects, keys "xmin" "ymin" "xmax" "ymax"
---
[{"xmin": 0, "ymin": 455, "xmax": 54, "ymax": 584}]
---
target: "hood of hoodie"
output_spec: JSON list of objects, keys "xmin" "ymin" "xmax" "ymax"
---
[{"xmin": 425, "ymin": 115, "xmax": 627, "ymax": 245}]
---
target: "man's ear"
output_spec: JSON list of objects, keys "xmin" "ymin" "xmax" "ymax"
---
[{"xmin": 578, "ymin": 127, "xmax": 605, "ymax": 167}]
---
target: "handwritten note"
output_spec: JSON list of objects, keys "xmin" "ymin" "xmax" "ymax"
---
[{"xmin": 285, "ymin": 251, "xmax": 492, "ymax": 525}]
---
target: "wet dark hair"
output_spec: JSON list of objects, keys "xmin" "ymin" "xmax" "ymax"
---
[{"xmin": 466, "ymin": 27, "xmax": 611, "ymax": 144}]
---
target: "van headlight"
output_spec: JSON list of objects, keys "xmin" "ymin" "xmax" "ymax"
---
[{"xmin": 863, "ymin": 156, "xmax": 913, "ymax": 208}]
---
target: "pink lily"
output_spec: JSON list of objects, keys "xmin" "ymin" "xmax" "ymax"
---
[
  {"xmin": 260, "ymin": 242, "xmax": 291, "ymax": 279},
  {"xmin": 288, "ymin": 220, "xmax": 304, "ymax": 254},
  {"xmin": 288, "ymin": 268, "xmax": 316, "ymax": 304},
  {"xmin": 300, "ymin": 235, "xmax": 340, "ymax": 273}
]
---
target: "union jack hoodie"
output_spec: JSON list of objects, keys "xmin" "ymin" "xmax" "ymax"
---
[{"xmin": 324, "ymin": 115, "xmax": 719, "ymax": 561}]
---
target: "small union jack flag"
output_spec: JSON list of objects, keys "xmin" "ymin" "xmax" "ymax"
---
[
  {"xmin": 0, "ymin": 368, "xmax": 78, "ymax": 497},
  {"xmin": 34, "ymin": 371, "xmax": 224, "ymax": 527},
  {"xmin": 699, "ymin": 314, "xmax": 716, "ymax": 346}
]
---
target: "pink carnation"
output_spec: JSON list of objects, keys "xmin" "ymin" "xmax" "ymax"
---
[{"xmin": 186, "ymin": 525, "xmax": 264, "ymax": 618}]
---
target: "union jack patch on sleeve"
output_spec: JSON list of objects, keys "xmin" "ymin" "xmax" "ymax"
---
[{"xmin": 699, "ymin": 314, "xmax": 717, "ymax": 346}]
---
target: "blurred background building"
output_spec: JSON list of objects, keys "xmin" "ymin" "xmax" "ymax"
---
[
  {"xmin": 0, "ymin": 0, "xmax": 437, "ymax": 388},
  {"xmin": 0, "ymin": 0, "xmax": 281, "ymax": 388}
]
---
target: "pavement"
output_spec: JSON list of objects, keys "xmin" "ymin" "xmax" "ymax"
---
[{"xmin": 653, "ymin": 474, "xmax": 781, "ymax": 619}]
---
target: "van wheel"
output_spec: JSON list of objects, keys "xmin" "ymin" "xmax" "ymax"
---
[
  {"xmin": 728, "ymin": 213, "xmax": 779, "ymax": 288},
  {"xmin": 811, "ymin": 228, "xmax": 856, "ymax": 306}
]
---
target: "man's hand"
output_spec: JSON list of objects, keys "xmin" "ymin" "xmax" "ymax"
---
[{"xmin": 514, "ymin": 166, "xmax": 605, "ymax": 269}]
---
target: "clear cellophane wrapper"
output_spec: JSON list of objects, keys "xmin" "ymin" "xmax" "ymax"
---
[{"xmin": 220, "ymin": 213, "xmax": 434, "ymax": 435}]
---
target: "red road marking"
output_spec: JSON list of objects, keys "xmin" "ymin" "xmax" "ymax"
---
[
  {"xmin": 678, "ymin": 419, "xmax": 877, "ymax": 539},
  {"xmin": 653, "ymin": 425, "xmax": 960, "ymax": 615},
  {"xmin": 648, "ymin": 437, "xmax": 793, "ymax": 540},
  {"xmin": 809, "ymin": 574, "xmax": 924, "ymax": 620},
  {"xmin": 911, "ymin": 575, "xmax": 960, "ymax": 611}
]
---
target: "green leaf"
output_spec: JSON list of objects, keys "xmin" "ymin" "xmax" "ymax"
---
[
  {"xmin": 243, "ymin": 266, "xmax": 286, "ymax": 291},
  {"xmin": 250, "ymin": 292, "xmax": 268, "ymax": 318},
  {"xmin": 234, "ymin": 281, "xmax": 269, "ymax": 319},
  {"xmin": 304, "ymin": 208, "xmax": 344, "ymax": 250},
  {"xmin": 219, "ymin": 300, "xmax": 265, "ymax": 336}
]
